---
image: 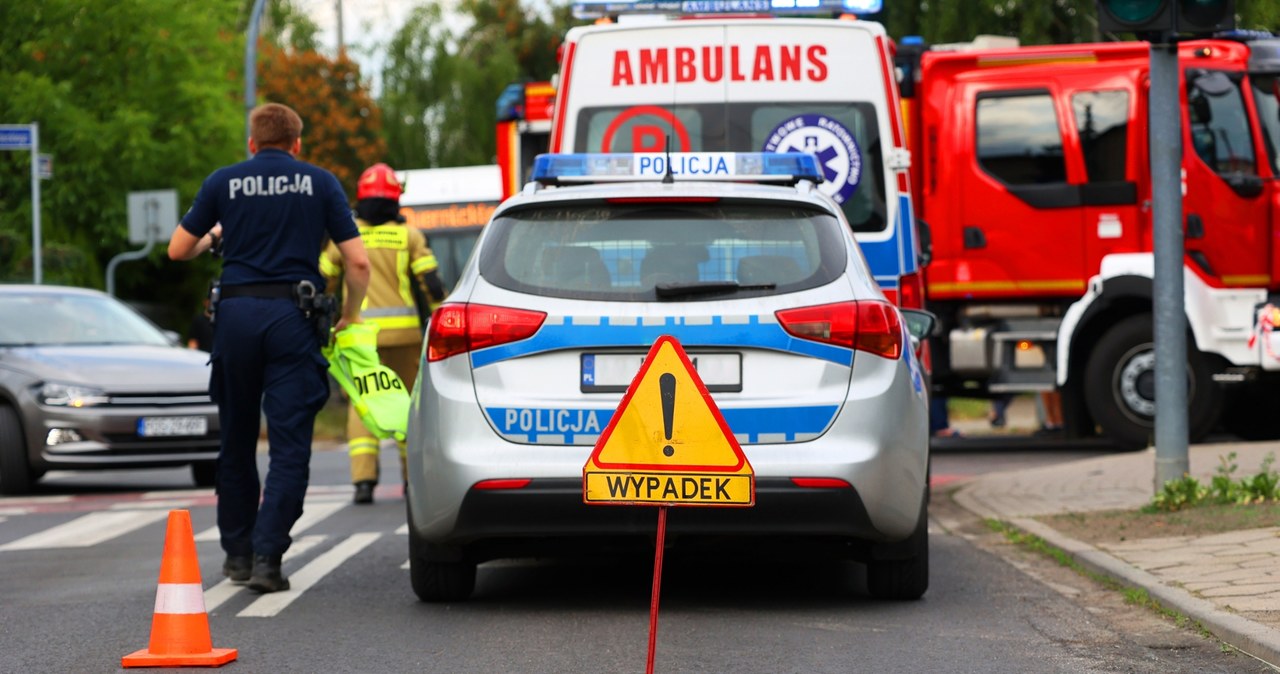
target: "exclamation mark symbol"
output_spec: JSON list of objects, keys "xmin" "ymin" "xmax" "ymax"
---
[{"xmin": 660, "ymin": 373, "xmax": 676, "ymax": 457}]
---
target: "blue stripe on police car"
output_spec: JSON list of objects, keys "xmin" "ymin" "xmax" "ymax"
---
[{"xmin": 485, "ymin": 404, "xmax": 839, "ymax": 444}]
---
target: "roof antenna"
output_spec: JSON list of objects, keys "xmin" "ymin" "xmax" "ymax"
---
[{"xmin": 662, "ymin": 134, "xmax": 674, "ymax": 184}]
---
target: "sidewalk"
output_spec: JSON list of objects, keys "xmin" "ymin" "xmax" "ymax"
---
[{"xmin": 952, "ymin": 437, "xmax": 1280, "ymax": 666}]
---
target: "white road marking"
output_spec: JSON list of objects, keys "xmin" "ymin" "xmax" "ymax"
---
[
  {"xmin": 110, "ymin": 499, "xmax": 201, "ymax": 511},
  {"xmin": 394, "ymin": 523, "xmax": 407, "ymax": 535},
  {"xmin": 204, "ymin": 534, "xmax": 327, "ymax": 613},
  {"xmin": 142, "ymin": 489, "xmax": 211, "ymax": 500},
  {"xmin": 237, "ymin": 532, "xmax": 382, "ymax": 617},
  {"xmin": 196, "ymin": 499, "xmax": 348, "ymax": 542},
  {"xmin": 0, "ymin": 510, "xmax": 170, "ymax": 551}
]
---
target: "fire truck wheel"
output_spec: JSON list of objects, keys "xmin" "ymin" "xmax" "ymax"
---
[{"xmin": 1083, "ymin": 314, "xmax": 1221, "ymax": 450}]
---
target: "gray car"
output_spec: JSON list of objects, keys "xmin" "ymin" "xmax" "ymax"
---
[
  {"xmin": 0, "ymin": 285, "xmax": 219, "ymax": 494},
  {"xmin": 405, "ymin": 153, "xmax": 935, "ymax": 603}
]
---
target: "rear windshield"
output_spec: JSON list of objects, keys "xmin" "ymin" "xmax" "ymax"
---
[
  {"xmin": 478, "ymin": 199, "xmax": 847, "ymax": 301},
  {"xmin": 574, "ymin": 102, "xmax": 887, "ymax": 234}
]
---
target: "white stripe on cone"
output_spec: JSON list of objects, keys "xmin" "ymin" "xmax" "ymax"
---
[{"xmin": 154, "ymin": 583, "xmax": 207, "ymax": 614}]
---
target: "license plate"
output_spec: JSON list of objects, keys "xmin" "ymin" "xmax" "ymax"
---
[
  {"xmin": 582, "ymin": 352, "xmax": 742, "ymax": 392},
  {"xmin": 137, "ymin": 416, "xmax": 208, "ymax": 437}
]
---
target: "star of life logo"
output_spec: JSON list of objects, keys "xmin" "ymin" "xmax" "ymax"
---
[{"xmin": 762, "ymin": 114, "xmax": 861, "ymax": 204}]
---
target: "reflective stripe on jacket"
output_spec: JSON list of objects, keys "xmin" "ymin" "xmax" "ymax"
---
[{"xmin": 321, "ymin": 217, "xmax": 440, "ymax": 346}]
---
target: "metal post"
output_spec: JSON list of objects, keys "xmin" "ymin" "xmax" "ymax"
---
[
  {"xmin": 30, "ymin": 122, "xmax": 41, "ymax": 285},
  {"xmin": 245, "ymin": 0, "xmax": 267, "ymax": 158},
  {"xmin": 106, "ymin": 199, "xmax": 159, "ymax": 297},
  {"xmin": 1149, "ymin": 39, "xmax": 1189, "ymax": 489}
]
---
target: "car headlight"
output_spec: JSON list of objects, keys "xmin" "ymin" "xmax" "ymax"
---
[{"xmin": 39, "ymin": 382, "xmax": 110, "ymax": 407}]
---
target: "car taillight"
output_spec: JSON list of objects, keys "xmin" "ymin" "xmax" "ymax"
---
[
  {"xmin": 775, "ymin": 300, "xmax": 903, "ymax": 360},
  {"xmin": 427, "ymin": 303, "xmax": 547, "ymax": 362}
]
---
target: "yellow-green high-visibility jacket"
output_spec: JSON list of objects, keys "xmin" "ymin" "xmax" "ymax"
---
[
  {"xmin": 323, "ymin": 323, "xmax": 410, "ymax": 442},
  {"xmin": 320, "ymin": 218, "xmax": 442, "ymax": 347}
]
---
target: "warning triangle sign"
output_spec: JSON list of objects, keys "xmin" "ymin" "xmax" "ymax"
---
[{"xmin": 584, "ymin": 336, "xmax": 753, "ymax": 506}]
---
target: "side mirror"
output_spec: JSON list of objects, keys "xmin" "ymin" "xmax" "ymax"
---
[
  {"xmin": 900, "ymin": 308, "xmax": 937, "ymax": 341},
  {"xmin": 162, "ymin": 329, "xmax": 182, "ymax": 346}
]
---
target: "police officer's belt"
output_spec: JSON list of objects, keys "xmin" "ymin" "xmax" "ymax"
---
[{"xmin": 219, "ymin": 283, "xmax": 302, "ymax": 299}]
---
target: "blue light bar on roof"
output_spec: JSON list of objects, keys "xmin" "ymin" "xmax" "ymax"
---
[
  {"xmin": 531, "ymin": 152, "xmax": 823, "ymax": 185},
  {"xmin": 571, "ymin": 0, "xmax": 880, "ymax": 19}
]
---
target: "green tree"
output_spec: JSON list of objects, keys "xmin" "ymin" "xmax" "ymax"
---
[
  {"xmin": 380, "ymin": 0, "xmax": 584, "ymax": 169},
  {"xmin": 0, "ymin": 0, "xmax": 244, "ymax": 323},
  {"xmin": 257, "ymin": 44, "xmax": 386, "ymax": 197}
]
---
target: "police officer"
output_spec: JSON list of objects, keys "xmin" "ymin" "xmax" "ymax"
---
[
  {"xmin": 321, "ymin": 162, "xmax": 445, "ymax": 504},
  {"xmin": 168, "ymin": 103, "xmax": 371, "ymax": 593}
]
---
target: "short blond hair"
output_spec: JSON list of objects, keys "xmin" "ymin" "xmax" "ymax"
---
[{"xmin": 249, "ymin": 103, "xmax": 303, "ymax": 149}]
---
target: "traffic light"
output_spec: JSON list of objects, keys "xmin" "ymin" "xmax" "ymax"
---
[{"xmin": 1095, "ymin": 0, "xmax": 1235, "ymax": 37}]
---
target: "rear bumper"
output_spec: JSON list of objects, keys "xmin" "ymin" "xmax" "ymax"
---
[{"xmin": 425, "ymin": 477, "xmax": 919, "ymax": 564}]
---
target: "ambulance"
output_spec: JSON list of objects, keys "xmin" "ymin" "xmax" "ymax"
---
[{"xmin": 548, "ymin": 0, "xmax": 926, "ymax": 310}]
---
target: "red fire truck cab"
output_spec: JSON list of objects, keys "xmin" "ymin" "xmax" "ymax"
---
[{"xmin": 898, "ymin": 36, "xmax": 1280, "ymax": 447}]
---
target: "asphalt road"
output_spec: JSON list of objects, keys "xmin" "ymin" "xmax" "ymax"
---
[{"xmin": 0, "ymin": 441, "xmax": 1270, "ymax": 673}]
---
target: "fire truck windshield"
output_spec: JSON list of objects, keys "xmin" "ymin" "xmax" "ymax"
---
[
  {"xmin": 572, "ymin": 101, "xmax": 887, "ymax": 233},
  {"xmin": 1251, "ymin": 74, "xmax": 1280, "ymax": 175}
]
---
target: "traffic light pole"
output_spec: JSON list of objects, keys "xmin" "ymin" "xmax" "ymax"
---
[{"xmin": 1149, "ymin": 37, "xmax": 1190, "ymax": 488}]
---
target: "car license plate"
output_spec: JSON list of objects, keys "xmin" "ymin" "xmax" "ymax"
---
[
  {"xmin": 137, "ymin": 416, "xmax": 208, "ymax": 437},
  {"xmin": 582, "ymin": 352, "xmax": 741, "ymax": 392}
]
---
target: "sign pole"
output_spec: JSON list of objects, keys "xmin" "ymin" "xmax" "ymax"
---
[
  {"xmin": 30, "ymin": 122, "xmax": 41, "ymax": 285},
  {"xmin": 646, "ymin": 505, "xmax": 668, "ymax": 674}
]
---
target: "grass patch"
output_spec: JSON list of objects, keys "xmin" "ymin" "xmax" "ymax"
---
[
  {"xmin": 987, "ymin": 519, "xmax": 1217, "ymax": 641},
  {"xmin": 947, "ymin": 397, "xmax": 992, "ymax": 421},
  {"xmin": 314, "ymin": 394, "xmax": 347, "ymax": 442}
]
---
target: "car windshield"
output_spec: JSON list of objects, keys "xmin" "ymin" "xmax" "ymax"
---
[
  {"xmin": 479, "ymin": 199, "xmax": 847, "ymax": 301},
  {"xmin": 0, "ymin": 292, "xmax": 172, "ymax": 347}
]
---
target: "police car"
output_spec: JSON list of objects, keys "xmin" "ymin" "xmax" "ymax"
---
[{"xmin": 404, "ymin": 152, "xmax": 934, "ymax": 602}]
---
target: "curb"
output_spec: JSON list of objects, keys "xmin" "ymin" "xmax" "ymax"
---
[
  {"xmin": 953, "ymin": 480, "xmax": 1280, "ymax": 668},
  {"xmin": 1008, "ymin": 517, "xmax": 1280, "ymax": 668}
]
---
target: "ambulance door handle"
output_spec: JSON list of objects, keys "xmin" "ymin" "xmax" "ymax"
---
[{"xmin": 963, "ymin": 226, "xmax": 986, "ymax": 249}]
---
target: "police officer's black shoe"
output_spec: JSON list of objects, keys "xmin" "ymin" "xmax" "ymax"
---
[
  {"xmin": 222, "ymin": 555, "xmax": 252, "ymax": 582},
  {"xmin": 248, "ymin": 555, "xmax": 289, "ymax": 593},
  {"xmin": 353, "ymin": 481, "xmax": 375, "ymax": 504}
]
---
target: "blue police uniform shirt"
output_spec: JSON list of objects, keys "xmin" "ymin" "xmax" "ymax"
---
[{"xmin": 180, "ymin": 148, "xmax": 359, "ymax": 287}]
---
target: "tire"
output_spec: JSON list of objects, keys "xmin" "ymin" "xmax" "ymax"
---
[
  {"xmin": 407, "ymin": 504, "xmax": 476, "ymax": 602},
  {"xmin": 0, "ymin": 405, "xmax": 34, "ymax": 496},
  {"xmin": 866, "ymin": 496, "xmax": 929, "ymax": 600},
  {"xmin": 191, "ymin": 460, "xmax": 218, "ymax": 488},
  {"xmin": 1083, "ymin": 315, "xmax": 1222, "ymax": 450}
]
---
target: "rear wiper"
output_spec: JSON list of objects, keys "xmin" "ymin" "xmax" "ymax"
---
[{"xmin": 654, "ymin": 281, "xmax": 776, "ymax": 299}]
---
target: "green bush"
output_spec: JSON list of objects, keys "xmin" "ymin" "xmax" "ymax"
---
[{"xmin": 1147, "ymin": 452, "xmax": 1279, "ymax": 512}]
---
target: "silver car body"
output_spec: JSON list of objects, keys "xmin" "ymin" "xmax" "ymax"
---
[
  {"xmin": 406, "ymin": 155, "xmax": 930, "ymax": 600},
  {"xmin": 0, "ymin": 285, "xmax": 219, "ymax": 493}
]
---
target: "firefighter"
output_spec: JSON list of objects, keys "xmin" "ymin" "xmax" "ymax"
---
[
  {"xmin": 321, "ymin": 162, "xmax": 445, "ymax": 504},
  {"xmin": 168, "ymin": 103, "xmax": 370, "ymax": 593}
]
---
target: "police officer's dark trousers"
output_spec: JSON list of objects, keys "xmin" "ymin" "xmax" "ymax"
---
[{"xmin": 211, "ymin": 296, "xmax": 329, "ymax": 559}]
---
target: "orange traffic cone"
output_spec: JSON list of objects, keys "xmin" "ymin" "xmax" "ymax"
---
[{"xmin": 122, "ymin": 509, "xmax": 237, "ymax": 668}]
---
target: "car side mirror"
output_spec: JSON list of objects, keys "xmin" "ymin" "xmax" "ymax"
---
[
  {"xmin": 900, "ymin": 309, "xmax": 937, "ymax": 341},
  {"xmin": 162, "ymin": 329, "xmax": 181, "ymax": 346}
]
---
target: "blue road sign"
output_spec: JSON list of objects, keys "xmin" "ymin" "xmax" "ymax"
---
[{"xmin": 0, "ymin": 125, "xmax": 34, "ymax": 150}]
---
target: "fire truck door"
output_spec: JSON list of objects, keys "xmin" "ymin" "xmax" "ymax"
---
[
  {"xmin": 1182, "ymin": 69, "xmax": 1269, "ymax": 288},
  {"xmin": 950, "ymin": 85, "xmax": 1087, "ymax": 299}
]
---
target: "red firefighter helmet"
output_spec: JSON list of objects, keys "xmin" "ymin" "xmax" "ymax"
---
[{"xmin": 357, "ymin": 163, "xmax": 403, "ymax": 201}]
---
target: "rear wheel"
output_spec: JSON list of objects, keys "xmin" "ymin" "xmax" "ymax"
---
[
  {"xmin": 1083, "ymin": 315, "xmax": 1222, "ymax": 450},
  {"xmin": 191, "ymin": 460, "xmax": 218, "ymax": 488},
  {"xmin": 866, "ymin": 496, "xmax": 929, "ymax": 600},
  {"xmin": 407, "ymin": 504, "xmax": 476, "ymax": 602},
  {"xmin": 0, "ymin": 405, "xmax": 34, "ymax": 496}
]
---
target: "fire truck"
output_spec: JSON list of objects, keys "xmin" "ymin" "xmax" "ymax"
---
[
  {"xmin": 896, "ymin": 36, "xmax": 1280, "ymax": 447},
  {"xmin": 496, "ymin": 81, "xmax": 556, "ymax": 200}
]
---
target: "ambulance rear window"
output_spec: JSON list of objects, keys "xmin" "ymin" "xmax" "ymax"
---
[{"xmin": 575, "ymin": 102, "xmax": 887, "ymax": 234}]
